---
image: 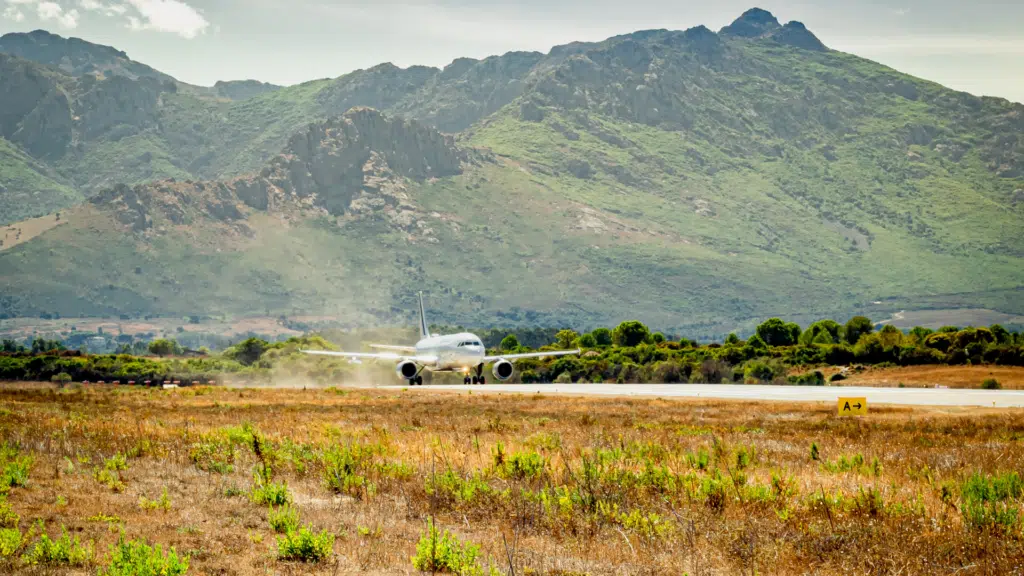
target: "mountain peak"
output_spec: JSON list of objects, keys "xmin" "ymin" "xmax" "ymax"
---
[
  {"xmin": 773, "ymin": 21, "xmax": 827, "ymax": 51},
  {"xmin": 0, "ymin": 29, "xmax": 167, "ymax": 81},
  {"xmin": 720, "ymin": 8, "xmax": 781, "ymax": 37}
]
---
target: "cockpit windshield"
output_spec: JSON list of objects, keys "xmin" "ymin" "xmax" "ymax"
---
[{"xmin": 457, "ymin": 341, "xmax": 483, "ymax": 347}]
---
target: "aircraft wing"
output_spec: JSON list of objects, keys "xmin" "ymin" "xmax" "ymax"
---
[
  {"xmin": 370, "ymin": 344, "xmax": 418, "ymax": 352},
  {"xmin": 300, "ymin": 350, "xmax": 438, "ymax": 364},
  {"xmin": 483, "ymin": 349, "xmax": 581, "ymax": 363}
]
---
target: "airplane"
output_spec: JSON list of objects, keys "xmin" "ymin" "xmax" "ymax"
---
[{"xmin": 301, "ymin": 292, "xmax": 581, "ymax": 385}]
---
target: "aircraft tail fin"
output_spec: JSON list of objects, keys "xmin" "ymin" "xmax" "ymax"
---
[{"xmin": 417, "ymin": 291, "xmax": 430, "ymax": 339}]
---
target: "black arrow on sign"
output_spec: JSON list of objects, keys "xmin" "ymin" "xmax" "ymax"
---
[{"xmin": 854, "ymin": 403, "xmax": 862, "ymax": 409}]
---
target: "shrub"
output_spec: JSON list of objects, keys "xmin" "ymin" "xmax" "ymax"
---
[
  {"xmin": 961, "ymin": 472, "xmax": 1023, "ymax": 532},
  {"xmin": 22, "ymin": 526, "xmax": 93, "ymax": 566},
  {"xmin": 411, "ymin": 518, "xmax": 482, "ymax": 574},
  {"xmin": 250, "ymin": 475, "xmax": 290, "ymax": 506},
  {"xmin": 981, "ymin": 378, "xmax": 1002, "ymax": 390},
  {"xmin": 138, "ymin": 488, "xmax": 172, "ymax": 511},
  {"xmin": 105, "ymin": 453, "xmax": 128, "ymax": 472},
  {"xmin": 502, "ymin": 451, "xmax": 546, "ymax": 480},
  {"xmin": 1, "ymin": 455, "xmax": 32, "ymax": 489},
  {"xmin": 99, "ymin": 537, "xmax": 189, "ymax": 576},
  {"xmin": 277, "ymin": 525, "xmax": 334, "ymax": 563},
  {"xmin": 0, "ymin": 527, "xmax": 21, "ymax": 557},
  {"xmin": 268, "ymin": 504, "xmax": 300, "ymax": 534},
  {"xmin": 0, "ymin": 497, "xmax": 19, "ymax": 528},
  {"xmin": 323, "ymin": 443, "xmax": 379, "ymax": 499},
  {"xmin": 553, "ymin": 371, "xmax": 573, "ymax": 384},
  {"xmin": 829, "ymin": 373, "xmax": 846, "ymax": 382}
]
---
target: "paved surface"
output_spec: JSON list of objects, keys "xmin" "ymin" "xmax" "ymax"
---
[{"xmin": 413, "ymin": 383, "xmax": 1024, "ymax": 408}]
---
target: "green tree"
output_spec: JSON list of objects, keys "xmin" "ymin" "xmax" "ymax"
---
[
  {"xmin": 554, "ymin": 329, "xmax": 579, "ymax": 350},
  {"xmin": 909, "ymin": 326, "xmax": 934, "ymax": 343},
  {"xmin": 879, "ymin": 324, "xmax": 903, "ymax": 348},
  {"xmin": 844, "ymin": 316, "xmax": 874, "ymax": 345},
  {"xmin": 591, "ymin": 328, "xmax": 613, "ymax": 347},
  {"xmin": 755, "ymin": 318, "xmax": 798, "ymax": 346},
  {"xmin": 231, "ymin": 337, "xmax": 271, "ymax": 365},
  {"xmin": 499, "ymin": 334, "xmax": 519, "ymax": 351},
  {"xmin": 745, "ymin": 333, "xmax": 768, "ymax": 351},
  {"xmin": 724, "ymin": 333, "xmax": 740, "ymax": 345},
  {"xmin": 2, "ymin": 339, "xmax": 24, "ymax": 353},
  {"xmin": 937, "ymin": 326, "xmax": 960, "ymax": 334},
  {"xmin": 612, "ymin": 321, "xmax": 650, "ymax": 347},
  {"xmin": 800, "ymin": 320, "xmax": 842, "ymax": 345},
  {"xmin": 811, "ymin": 330, "xmax": 834, "ymax": 345},
  {"xmin": 651, "ymin": 332, "xmax": 666, "ymax": 344},
  {"xmin": 989, "ymin": 324, "xmax": 1010, "ymax": 344},
  {"xmin": 148, "ymin": 339, "xmax": 180, "ymax": 357},
  {"xmin": 31, "ymin": 338, "xmax": 65, "ymax": 353},
  {"xmin": 575, "ymin": 333, "xmax": 597, "ymax": 349}
]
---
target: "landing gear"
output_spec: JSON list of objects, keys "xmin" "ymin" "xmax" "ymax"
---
[
  {"xmin": 408, "ymin": 374, "xmax": 424, "ymax": 386},
  {"xmin": 472, "ymin": 364, "xmax": 485, "ymax": 385}
]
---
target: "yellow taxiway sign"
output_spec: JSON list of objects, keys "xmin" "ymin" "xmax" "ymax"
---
[{"xmin": 838, "ymin": 397, "xmax": 867, "ymax": 416}]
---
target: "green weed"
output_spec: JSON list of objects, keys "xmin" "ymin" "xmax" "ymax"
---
[
  {"xmin": 268, "ymin": 504, "xmax": 300, "ymax": 534},
  {"xmin": 98, "ymin": 536, "xmax": 189, "ymax": 576},
  {"xmin": 139, "ymin": 488, "xmax": 172, "ymax": 512},
  {"xmin": 104, "ymin": 453, "xmax": 128, "ymax": 472},
  {"xmin": 0, "ymin": 498, "xmax": 18, "ymax": 528},
  {"xmin": 21, "ymin": 525, "xmax": 93, "ymax": 566},
  {"xmin": 961, "ymin": 471, "xmax": 1023, "ymax": 531},
  {"xmin": 411, "ymin": 518, "xmax": 483, "ymax": 575},
  {"xmin": 276, "ymin": 525, "xmax": 334, "ymax": 563}
]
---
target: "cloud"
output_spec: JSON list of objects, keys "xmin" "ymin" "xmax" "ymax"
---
[
  {"xmin": 36, "ymin": 1, "xmax": 79, "ymax": 28},
  {"xmin": 123, "ymin": 0, "xmax": 208, "ymax": 39},
  {"xmin": 78, "ymin": 0, "xmax": 127, "ymax": 16},
  {"xmin": 2, "ymin": 6, "xmax": 25, "ymax": 21}
]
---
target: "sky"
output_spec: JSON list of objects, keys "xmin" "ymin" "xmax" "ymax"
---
[{"xmin": 1, "ymin": 0, "xmax": 1022, "ymax": 103}]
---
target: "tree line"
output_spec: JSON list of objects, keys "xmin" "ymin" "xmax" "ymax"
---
[{"xmin": 1, "ymin": 315, "xmax": 1022, "ymax": 385}]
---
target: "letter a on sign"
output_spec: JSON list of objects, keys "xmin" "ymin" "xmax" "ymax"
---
[{"xmin": 838, "ymin": 397, "xmax": 867, "ymax": 416}]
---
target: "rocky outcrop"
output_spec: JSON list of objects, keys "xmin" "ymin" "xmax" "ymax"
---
[
  {"xmin": 719, "ymin": 8, "xmax": 780, "ymax": 38},
  {"xmin": 213, "ymin": 80, "xmax": 281, "ymax": 101},
  {"xmin": 720, "ymin": 9, "xmax": 827, "ymax": 51},
  {"xmin": 0, "ymin": 54, "xmax": 73, "ymax": 158},
  {"xmin": 92, "ymin": 108, "xmax": 469, "ymax": 231},
  {"xmin": 771, "ymin": 22, "xmax": 827, "ymax": 51},
  {"xmin": 74, "ymin": 74, "xmax": 169, "ymax": 139}
]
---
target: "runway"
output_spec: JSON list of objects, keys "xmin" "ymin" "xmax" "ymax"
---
[{"xmin": 415, "ymin": 383, "xmax": 1024, "ymax": 408}]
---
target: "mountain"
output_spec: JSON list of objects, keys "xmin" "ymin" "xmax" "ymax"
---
[
  {"xmin": 0, "ymin": 29, "xmax": 172, "ymax": 82},
  {"xmin": 0, "ymin": 9, "xmax": 1022, "ymax": 335}
]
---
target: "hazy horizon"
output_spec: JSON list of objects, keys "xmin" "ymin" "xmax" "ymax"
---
[{"xmin": 1, "ymin": 1, "xmax": 1023, "ymax": 104}]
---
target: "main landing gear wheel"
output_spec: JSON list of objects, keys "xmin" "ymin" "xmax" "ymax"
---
[
  {"xmin": 409, "ymin": 376, "xmax": 423, "ymax": 386},
  {"xmin": 473, "ymin": 363, "xmax": 486, "ymax": 385}
]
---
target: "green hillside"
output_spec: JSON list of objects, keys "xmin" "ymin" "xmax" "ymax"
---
[
  {"xmin": 0, "ymin": 9, "xmax": 1021, "ymax": 335},
  {"xmin": 0, "ymin": 137, "xmax": 79, "ymax": 225}
]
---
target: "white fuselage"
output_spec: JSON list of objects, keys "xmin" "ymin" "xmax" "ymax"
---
[{"xmin": 415, "ymin": 332, "xmax": 485, "ymax": 372}]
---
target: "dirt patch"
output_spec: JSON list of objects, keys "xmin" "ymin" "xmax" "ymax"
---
[
  {"xmin": 0, "ymin": 212, "xmax": 64, "ymax": 251},
  {"xmin": 837, "ymin": 365, "xmax": 1024, "ymax": 390}
]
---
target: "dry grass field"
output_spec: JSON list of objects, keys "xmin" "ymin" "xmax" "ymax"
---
[
  {"xmin": 819, "ymin": 365, "xmax": 1024, "ymax": 390},
  {"xmin": 1, "ymin": 383, "xmax": 1022, "ymax": 575}
]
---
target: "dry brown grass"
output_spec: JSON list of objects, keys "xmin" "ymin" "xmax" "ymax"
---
[
  {"xmin": 830, "ymin": 365, "xmax": 1024, "ymax": 390},
  {"xmin": 1, "ymin": 383, "xmax": 1022, "ymax": 575},
  {"xmin": 0, "ymin": 213, "xmax": 63, "ymax": 253}
]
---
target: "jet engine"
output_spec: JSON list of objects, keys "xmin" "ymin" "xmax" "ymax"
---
[
  {"xmin": 396, "ymin": 361, "xmax": 418, "ymax": 380},
  {"xmin": 492, "ymin": 360, "xmax": 514, "ymax": 381}
]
